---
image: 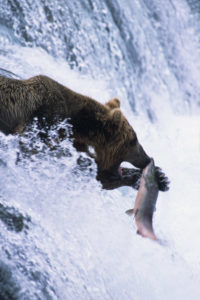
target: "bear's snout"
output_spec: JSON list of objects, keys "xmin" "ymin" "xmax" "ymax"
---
[{"xmin": 126, "ymin": 144, "xmax": 151, "ymax": 169}]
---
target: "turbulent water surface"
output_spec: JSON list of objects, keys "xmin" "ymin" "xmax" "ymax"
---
[{"xmin": 0, "ymin": 0, "xmax": 200, "ymax": 299}]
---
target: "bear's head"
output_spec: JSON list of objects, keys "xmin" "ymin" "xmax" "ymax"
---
[{"xmin": 95, "ymin": 98, "xmax": 151, "ymax": 174}]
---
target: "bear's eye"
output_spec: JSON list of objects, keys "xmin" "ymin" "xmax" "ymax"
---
[{"xmin": 130, "ymin": 138, "xmax": 137, "ymax": 146}]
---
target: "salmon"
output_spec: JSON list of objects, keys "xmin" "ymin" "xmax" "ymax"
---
[{"xmin": 126, "ymin": 159, "xmax": 159, "ymax": 240}]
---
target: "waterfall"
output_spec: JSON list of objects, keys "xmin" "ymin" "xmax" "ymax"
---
[{"xmin": 0, "ymin": 0, "xmax": 200, "ymax": 299}]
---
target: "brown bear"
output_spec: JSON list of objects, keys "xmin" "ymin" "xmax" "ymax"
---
[{"xmin": 0, "ymin": 75, "xmax": 169, "ymax": 191}]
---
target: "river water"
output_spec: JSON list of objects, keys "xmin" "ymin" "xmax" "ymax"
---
[{"xmin": 0, "ymin": 0, "xmax": 200, "ymax": 299}]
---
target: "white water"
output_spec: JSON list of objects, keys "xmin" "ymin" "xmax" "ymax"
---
[
  {"xmin": 0, "ymin": 44, "xmax": 199, "ymax": 299},
  {"xmin": 0, "ymin": 0, "xmax": 200, "ymax": 299}
]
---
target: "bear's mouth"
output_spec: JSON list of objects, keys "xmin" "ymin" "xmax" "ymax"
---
[
  {"xmin": 106, "ymin": 165, "xmax": 123, "ymax": 180},
  {"xmin": 117, "ymin": 166, "xmax": 123, "ymax": 177}
]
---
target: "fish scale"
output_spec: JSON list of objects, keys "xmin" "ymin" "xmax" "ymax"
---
[{"xmin": 126, "ymin": 159, "xmax": 159, "ymax": 241}]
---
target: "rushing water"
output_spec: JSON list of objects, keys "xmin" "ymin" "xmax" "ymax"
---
[{"xmin": 0, "ymin": 0, "xmax": 200, "ymax": 299}]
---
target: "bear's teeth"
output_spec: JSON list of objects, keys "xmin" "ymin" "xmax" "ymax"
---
[{"xmin": 118, "ymin": 166, "xmax": 122, "ymax": 177}]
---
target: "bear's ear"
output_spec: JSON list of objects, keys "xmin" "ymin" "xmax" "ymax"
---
[
  {"xmin": 105, "ymin": 98, "xmax": 120, "ymax": 110},
  {"xmin": 109, "ymin": 108, "xmax": 122, "ymax": 127}
]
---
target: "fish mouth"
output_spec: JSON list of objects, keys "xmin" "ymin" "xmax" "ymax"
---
[{"xmin": 143, "ymin": 158, "xmax": 155, "ymax": 176}]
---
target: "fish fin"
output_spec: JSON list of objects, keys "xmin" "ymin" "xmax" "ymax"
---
[{"xmin": 125, "ymin": 209, "xmax": 135, "ymax": 216}]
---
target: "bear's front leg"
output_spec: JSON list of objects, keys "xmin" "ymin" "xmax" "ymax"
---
[
  {"xmin": 121, "ymin": 166, "xmax": 170, "ymax": 191},
  {"xmin": 97, "ymin": 168, "xmax": 142, "ymax": 190},
  {"xmin": 97, "ymin": 166, "xmax": 169, "ymax": 191}
]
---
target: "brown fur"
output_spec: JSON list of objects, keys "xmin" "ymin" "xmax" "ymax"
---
[{"xmin": 0, "ymin": 75, "xmax": 150, "ymax": 174}]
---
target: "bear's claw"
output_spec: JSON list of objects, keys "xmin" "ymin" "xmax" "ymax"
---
[{"xmin": 155, "ymin": 166, "xmax": 170, "ymax": 192}]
